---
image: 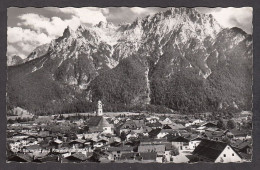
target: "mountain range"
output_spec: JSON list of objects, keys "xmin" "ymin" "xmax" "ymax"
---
[{"xmin": 7, "ymin": 7, "xmax": 253, "ymax": 115}]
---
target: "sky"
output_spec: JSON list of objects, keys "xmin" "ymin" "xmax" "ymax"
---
[{"xmin": 7, "ymin": 7, "xmax": 253, "ymax": 59}]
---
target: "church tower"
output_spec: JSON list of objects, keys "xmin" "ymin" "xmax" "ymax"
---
[{"xmin": 97, "ymin": 100, "xmax": 103, "ymax": 116}]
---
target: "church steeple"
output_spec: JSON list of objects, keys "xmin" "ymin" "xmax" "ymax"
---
[{"xmin": 97, "ymin": 100, "xmax": 103, "ymax": 116}]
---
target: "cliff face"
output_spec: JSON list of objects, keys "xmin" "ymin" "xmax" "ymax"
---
[{"xmin": 7, "ymin": 8, "xmax": 253, "ymax": 114}]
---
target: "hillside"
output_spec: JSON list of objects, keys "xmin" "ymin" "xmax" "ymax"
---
[{"xmin": 7, "ymin": 8, "xmax": 253, "ymax": 115}]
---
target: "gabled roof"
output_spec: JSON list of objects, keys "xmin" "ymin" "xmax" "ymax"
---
[
  {"xmin": 69, "ymin": 139, "xmax": 85, "ymax": 144},
  {"xmin": 87, "ymin": 116, "xmax": 102, "ymax": 127},
  {"xmin": 133, "ymin": 120, "xmax": 145, "ymax": 128},
  {"xmin": 192, "ymin": 139, "xmax": 229, "ymax": 162},
  {"xmin": 107, "ymin": 146, "xmax": 133, "ymax": 152},
  {"xmin": 231, "ymin": 140, "xmax": 252, "ymax": 150},
  {"xmin": 229, "ymin": 129, "xmax": 249, "ymax": 136},
  {"xmin": 88, "ymin": 116, "xmax": 113, "ymax": 132},
  {"xmin": 8, "ymin": 153, "xmax": 32, "ymax": 162},
  {"xmin": 66, "ymin": 152, "xmax": 87, "ymax": 161}
]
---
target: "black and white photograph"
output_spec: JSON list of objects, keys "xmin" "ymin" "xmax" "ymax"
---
[{"xmin": 6, "ymin": 7, "xmax": 253, "ymax": 163}]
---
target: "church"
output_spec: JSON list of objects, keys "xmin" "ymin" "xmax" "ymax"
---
[{"xmin": 86, "ymin": 100, "xmax": 114, "ymax": 134}]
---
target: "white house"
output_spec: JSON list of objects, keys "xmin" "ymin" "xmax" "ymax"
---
[
  {"xmin": 193, "ymin": 139, "xmax": 242, "ymax": 163},
  {"xmin": 189, "ymin": 138, "xmax": 202, "ymax": 151}
]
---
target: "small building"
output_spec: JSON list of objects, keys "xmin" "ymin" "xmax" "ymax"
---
[
  {"xmin": 168, "ymin": 136, "xmax": 189, "ymax": 151},
  {"xmin": 189, "ymin": 137, "xmax": 203, "ymax": 151},
  {"xmin": 107, "ymin": 146, "xmax": 134, "ymax": 160}
]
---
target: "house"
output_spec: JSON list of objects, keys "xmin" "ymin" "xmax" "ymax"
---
[
  {"xmin": 146, "ymin": 116, "xmax": 160, "ymax": 123},
  {"xmin": 139, "ymin": 152, "xmax": 157, "ymax": 162},
  {"xmin": 185, "ymin": 119, "xmax": 204, "ymax": 127},
  {"xmin": 228, "ymin": 130, "xmax": 251, "ymax": 140},
  {"xmin": 50, "ymin": 139, "xmax": 63, "ymax": 149},
  {"xmin": 159, "ymin": 118, "xmax": 173, "ymax": 125},
  {"xmin": 140, "ymin": 138, "xmax": 168, "ymax": 145},
  {"xmin": 192, "ymin": 139, "xmax": 242, "ymax": 163},
  {"xmin": 192, "ymin": 119, "xmax": 204, "ymax": 125},
  {"xmin": 142, "ymin": 126, "xmax": 152, "ymax": 136},
  {"xmin": 157, "ymin": 129, "xmax": 173, "ymax": 139},
  {"xmin": 62, "ymin": 152, "xmax": 88, "ymax": 163},
  {"xmin": 146, "ymin": 122, "xmax": 162, "ymax": 129},
  {"xmin": 231, "ymin": 140, "xmax": 252, "ymax": 155},
  {"xmin": 168, "ymin": 136, "xmax": 189, "ymax": 151},
  {"xmin": 133, "ymin": 120, "xmax": 145, "ymax": 129},
  {"xmin": 69, "ymin": 139, "xmax": 85, "ymax": 149},
  {"xmin": 118, "ymin": 152, "xmax": 139, "ymax": 163},
  {"xmin": 200, "ymin": 122, "xmax": 217, "ymax": 128},
  {"xmin": 201, "ymin": 131, "xmax": 225, "ymax": 141},
  {"xmin": 189, "ymin": 137, "xmax": 203, "ymax": 151},
  {"xmin": 126, "ymin": 131, "xmax": 138, "ymax": 141},
  {"xmin": 22, "ymin": 144, "xmax": 45, "ymax": 155},
  {"xmin": 118, "ymin": 120, "xmax": 138, "ymax": 134},
  {"xmin": 107, "ymin": 146, "xmax": 134, "ymax": 160}
]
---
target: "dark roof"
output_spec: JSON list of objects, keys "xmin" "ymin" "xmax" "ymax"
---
[
  {"xmin": 167, "ymin": 136, "xmax": 189, "ymax": 142},
  {"xmin": 230, "ymin": 130, "xmax": 249, "ymax": 137},
  {"xmin": 231, "ymin": 140, "xmax": 252, "ymax": 150},
  {"xmin": 107, "ymin": 146, "xmax": 133, "ymax": 152},
  {"xmin": 202, "ymin": 122, "xmax": 217, "ymax": 127},
  {"xmin": 191, "ymin": 137, "xmax": 204, "ymax": 141},
  {"xmin": 34, "ymin": 155, "xmax": 59, "ymax": 162},
  {"xmin": 146, "ymin": 122, "xmax": 162, "ymax": 127},
  {"xmin": 140, "ymin": 138, "xmax": 167, "ymax": 143},
  {"xmin": 192, "ymin": 139, "xmax": 229, "ymax": 162},
  {"xmin": 238, "ymin": 152, "xmax": 252, "ymax": 160},
  {"xmin": 120, "ymin": 152, "xmax": 137, "ymax": 160},
  {"xmin": 8, "ymin": 153, "xmax": 32, "ymax": 162},
  {"xmin": 69, "ymin": 139, "xmax": 85, "ymax": 144},
  {"xmin": 87, "ymin": 116, "xmax": 112, "ymax": 132},
  {"xmin": 66, "ymin": 152, "xmax": 87, "ymax": 161},
  {"xmin": 140, "ymin": 152, "xmax": 157, "ymax": 160},
  {"xmin": 87, "ymin": 116, "xmax": 102, "ymax": 127}
]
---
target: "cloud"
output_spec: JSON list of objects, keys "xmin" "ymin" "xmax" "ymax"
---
[
  {"xmin": 59, "ymin": 7, "xmax": 107, "ymax": 25},
  {"xmin": 8, "ymin": 8, "xmax": 108, "ymax": 58},
  {"xmin": 18, "ymin": 13, "xmax": 81, "ymax": 38},
  {"xmin": 130, "ymin": 7, "xmax": 151, "ymax": 15},
  {"xmin": 7, "ymin": 27, "xmax": 52, "ymax": 58},
  {"xmin": 208, "ymin": 7, "xmax": 253, "ymax": 34}
]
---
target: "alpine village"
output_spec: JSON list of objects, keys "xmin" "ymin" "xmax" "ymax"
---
[{"xmin": 6, "ymin": 8, "xmax": 253, "ymax": 163}]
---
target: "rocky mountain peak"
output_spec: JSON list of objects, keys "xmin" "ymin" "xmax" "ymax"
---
[
  {"xmin": 62, "ymin": 26, "xmax": 75, "ymax": 38},
  {"xmin": 7, "ymin": 8, "xmax": 252, "ymax": 114}
]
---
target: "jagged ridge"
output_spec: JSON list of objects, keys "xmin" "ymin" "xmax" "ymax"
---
[{"xmin": 7, "ymin": 8, "xmax": 252, "ymax": 114}]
